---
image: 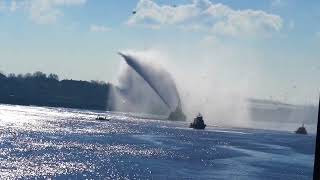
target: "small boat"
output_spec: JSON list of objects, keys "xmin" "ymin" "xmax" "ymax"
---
[
  {"xmin": 295, "ymin": 124, "xmax": 307, "ymax": 135},
  {"xmin": 189, "ymin": 113, "xmax": 206, "ymax": 129},
  {"xmin": 95, "ymin": 116, "xmax": 110, "ymax": 121}
]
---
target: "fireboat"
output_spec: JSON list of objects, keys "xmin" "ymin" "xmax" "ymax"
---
[
  {"xmin": 189, "ymin": 113, "xmax": 206, "ymax": 129},
  {"xmin": 295, "ymin": 123, "xmax": 307, "ymax": 135}
]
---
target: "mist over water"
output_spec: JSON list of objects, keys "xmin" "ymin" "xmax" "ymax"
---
[
  {"xmin": 109, "ymin": 67, "xmax": 170, "ymax": 116},
  {"xmin": 109, "ymin": 50, "xmax": 251, "ymax": 127},
  {"xmin": 110, "ymin": 51, "xmax": 181, "ymax": 116},
  {"xmin": 109, "ymin": 49, "xmax": 317, "ymax": 132}
]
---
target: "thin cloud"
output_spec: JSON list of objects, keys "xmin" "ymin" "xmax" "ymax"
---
[
  {"xmin": 0, "ymin": 0, "xmax": 6, "ymax": 12},
  {"xmin": 29, "ymin": 0, "xmax": 87, "ymax": 24},
  {"xmin": 288, "ymin": 20, "xmax": 295, "ymax": 30},
  {"xmin": 90, "ymin": 24, "xmax": 111, "ymax": 32},
  {"xmin": 0, "ymin": 0, "xmax": 87, "ymax": 24},
  {"xmin": 271, "ymin": 0, "xmax": 287, "ymax": 8}
]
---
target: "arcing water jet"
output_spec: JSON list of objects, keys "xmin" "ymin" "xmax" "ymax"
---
[{"xmin": 114, "ymin": 52, "xmax": 186, "ymax": 121}]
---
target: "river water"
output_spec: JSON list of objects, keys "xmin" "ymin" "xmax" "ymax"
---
[{"xmin": 0, "ymin": 104, "xmax": 315, "ymax": 179}]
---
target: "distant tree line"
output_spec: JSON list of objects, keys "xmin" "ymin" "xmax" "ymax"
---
[{"xmin": 0, "ymin": 71, "xmax": 113, "ymax": 111}]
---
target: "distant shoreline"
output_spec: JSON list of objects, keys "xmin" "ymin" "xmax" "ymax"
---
[{"xmin": 0, "ymin": 71, "xmax": 113, "ymax": 111}]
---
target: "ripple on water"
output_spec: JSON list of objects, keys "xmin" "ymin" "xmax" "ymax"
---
[{"xmin": 0, "ymin": 104, "xmax": 315, "ymax": 179}]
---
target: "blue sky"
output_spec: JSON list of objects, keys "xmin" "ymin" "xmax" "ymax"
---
[{"xmin": 0, "ymin": 0, "xmax": 319, "ymax": 105}]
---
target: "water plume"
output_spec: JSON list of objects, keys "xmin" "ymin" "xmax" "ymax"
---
[
  {"xmin": 118, "ymin": 52, "xmax": 179, "ymax": 110},
  {"xmin": 109, "ymin": 51, "xmax": 184, "ymax": 119}
]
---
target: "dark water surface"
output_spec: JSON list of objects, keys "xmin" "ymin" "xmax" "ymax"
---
[{"xmin": 0, "ymin": 105, "xmax": 315, "ymax": 179}]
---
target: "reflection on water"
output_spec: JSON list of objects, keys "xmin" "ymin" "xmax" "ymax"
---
[{"xmin": 0, "ymin": 104, "xmax": 315, "ymax": 179}]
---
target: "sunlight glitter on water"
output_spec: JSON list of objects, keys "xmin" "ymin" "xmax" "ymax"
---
[{"xmin": 0, "ymin": 104, "xmax": 316, "ymax": 179}]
